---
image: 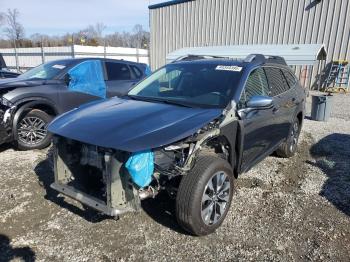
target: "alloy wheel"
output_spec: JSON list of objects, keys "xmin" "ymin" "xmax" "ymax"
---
[
  {"xmin": 201, "ymin": 171, "xmax": 231, "ymax": 225},
  {"xmin": 18, "ymin": 116, "xmax": 48, "ymax": 145},
  {"xmin": 289, "ymin": 121, "xmax": 299, "ymax": 152}
]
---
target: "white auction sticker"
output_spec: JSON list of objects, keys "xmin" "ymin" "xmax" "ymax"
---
[
  {"xmin": 52, "ymin": 64, "xmax": 66, "ymax": 69},
  {"xmin": 215, "ymin": 65, "xmax": 243, "ymax": 72}
]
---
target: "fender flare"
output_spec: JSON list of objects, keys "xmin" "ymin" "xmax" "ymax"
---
[{"xmin": 12, "ymin": 99, "xmax": 58, "ymax": 140}]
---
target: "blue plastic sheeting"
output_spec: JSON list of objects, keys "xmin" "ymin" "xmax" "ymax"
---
[
  {"xmin": 144, "ymin": 65, "xmax": 152, "ymax": 76},
  {"xmin": 125, "ymin": 151, "xmax": 154, "ymax": 188},
  {"xmin": 68, "ymin": 60, "xmax": 106, "ymax": 98}
]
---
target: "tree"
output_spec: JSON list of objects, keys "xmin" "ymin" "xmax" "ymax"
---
[
  {"xmin": 95, "ymin": 23, "xmax": 106, "ymax": 38},
  {"xmin": 3, "ymin": 9, "xmax": 25, "ymax": 43},
  {"xmin": 0, "ymin": 12, "xmax": 5, "ymax": 27}
]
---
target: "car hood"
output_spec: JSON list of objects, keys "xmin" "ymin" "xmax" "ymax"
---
[
  {"xmin": 0, "ymin": 78, "xmax": 47, "ymax": 90},
  {"xmin": 48, "ymin": 97, "xmax": 222, "ymax": 152}
]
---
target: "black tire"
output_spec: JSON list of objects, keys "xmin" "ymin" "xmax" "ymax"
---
[
  {"xmin": 15, "ymin": 109, "xmax": 53, "ymax": 150},
  {"xmin": 276, "ymin": 117, "xmax": 301, "ymax": 158},
  {"xmin": 176, "ymin": 155, "xmax": 234, "ymax": 236}
]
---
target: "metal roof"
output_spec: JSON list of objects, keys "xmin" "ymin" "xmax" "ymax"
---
[
  {"xmin": 166, "ymin": 44, "xmax": 327, "ymax": 66},
  {"xmin": 148, "ymin": 0, "xmax": 194, "ymax": 9}
]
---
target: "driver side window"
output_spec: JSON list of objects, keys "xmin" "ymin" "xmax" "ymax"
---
[{"xmin": 238, "ymin": 67, "xmax": 270, "ymax": 108}]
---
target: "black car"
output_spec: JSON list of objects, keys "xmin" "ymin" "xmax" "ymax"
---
[
  {"xmin": 0, "ymin": 58, "xmax": 150, "ymax": 150},
  {"xmin": 48, "ymin": 54, "xmax": 306, "ymax": 236},
  {"xmin": 0, "ymin": 69, "xmax": 20, "ymax": 79}
]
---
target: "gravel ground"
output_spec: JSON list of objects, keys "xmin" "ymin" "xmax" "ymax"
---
[{"xmin": 0, "ymin": 91, "xmax": 349, "ymax": 261}]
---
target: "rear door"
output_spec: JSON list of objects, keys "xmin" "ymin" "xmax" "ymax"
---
[
  {"xmin": 104, "ymin": 61, "xmax": 139, "ymax": 97},
  {"xmin": 238, "ymin": 67, "xmax": 277, "ymax": 171},
  {"xmin": 264, "ymin": 67, "xmax": 295, "ymax": 142}
]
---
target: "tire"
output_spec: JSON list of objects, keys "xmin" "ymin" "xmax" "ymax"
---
[
  {"xmin": 15, "ymin": 109, "xmax": 53, "ymax": 150},
  {"xmin": 176, "ymin": 155, "xmax": 234, "ymax": 236},
  {"xmin": 276, "ymin": 117, "xmax": 301, "ymax": 158}
]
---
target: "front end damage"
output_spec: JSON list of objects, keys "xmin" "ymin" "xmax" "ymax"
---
[
  {"xmin": 0, "ymin": 94, "xmax": 16, "ymax": 145},
  {"xmin": 51, "ymin": 105, "xmax": 238, "ymax": 217}
]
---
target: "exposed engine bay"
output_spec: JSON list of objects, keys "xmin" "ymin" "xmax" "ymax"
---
[{"xmin": 51, "ymin": 107, "xmax": 238, "ymax": 217}]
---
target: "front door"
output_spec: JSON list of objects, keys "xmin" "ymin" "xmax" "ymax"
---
[
  {"xmin": 238, "ymin": 67, "xmax": 278, "ymax": 171},
  {"xmin": 59, "ymin": 59, "xmax": 106, "ymax": 113}
]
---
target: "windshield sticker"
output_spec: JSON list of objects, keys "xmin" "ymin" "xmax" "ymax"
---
[
  {"xmin": 215, "ymin": 65, "xmax": 242, "ymax": 72},
  {"xmin": 52, "ymin": 64, "xmax": 66, "ymax": 69}
]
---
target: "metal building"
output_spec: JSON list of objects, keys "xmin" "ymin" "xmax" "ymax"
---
[{"xmin": 149, "ymin": 0, "xmax": 350, "ymax": 88}]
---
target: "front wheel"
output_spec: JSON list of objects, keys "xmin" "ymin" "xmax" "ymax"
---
[
  {"xmin": 176, "ymin": 155, "xmax": 234, "ymax": 236},
  {"xmin": 15, "ymin": 109, "xmax": 53, "ymax": 150},
  {"xmin": 276, "ymin": 117, "xmax": 301, "ymax": 158}
]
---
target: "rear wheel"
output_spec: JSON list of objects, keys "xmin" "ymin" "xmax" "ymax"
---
[
  {"xmin": 176, "ymin": 155, "xmax": 234, "ymax": 236},
  {"xmin": 15, "ymin": 109, "xmax": 53, "ymax": 150},
  {"xmin": 276, "ymin": 117, "xmax": 300, "ymax": 158}
]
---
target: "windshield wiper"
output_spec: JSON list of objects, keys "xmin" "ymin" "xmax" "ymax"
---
[{"xmin": 126, "ymin": 95, "xmax": 194, "ymax": 108}]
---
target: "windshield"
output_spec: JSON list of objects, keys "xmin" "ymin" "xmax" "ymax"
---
[
  {"xmin": 18, "ymin": 60, "xmax": 72, "ymax": 80},
  {"xmin": 128, "ymin": 63, "xmax": 243, "ymax": 108}
]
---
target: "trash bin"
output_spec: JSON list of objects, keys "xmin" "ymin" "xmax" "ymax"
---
[{"xmin": 311, "ymin": 94, "xmax": 333, "ymax": 121}]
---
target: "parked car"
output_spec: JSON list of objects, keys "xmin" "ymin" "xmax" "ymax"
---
[
  {"xmin": 0, "ymin": 58, "xmax": 150, "ymax": 150},
  {"xmin": 0, "ymin": 54, "xmax": 20, "ymax": 78},
  {"xmin": 0, "ymin": 69, "xmax": 20, "ymax": 79},
  {"xmin": 48, "ymin": 54, "xmax": 306, "ymax": 236}
]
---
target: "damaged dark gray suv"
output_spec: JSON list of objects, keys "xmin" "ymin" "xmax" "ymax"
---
[{"xmin": 48, "ymin": 54, "xmax": 305, "ymax": 236}]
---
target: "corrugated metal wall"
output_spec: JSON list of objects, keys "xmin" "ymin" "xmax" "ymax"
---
[{"xmin": 149, "ymin": 0, "xmax": 350, "ymax": 88}]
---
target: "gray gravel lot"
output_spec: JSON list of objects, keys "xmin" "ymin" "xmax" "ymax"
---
[{"xmin": 0, "ymin": 91, "xmax": 349, "ymax": 261}]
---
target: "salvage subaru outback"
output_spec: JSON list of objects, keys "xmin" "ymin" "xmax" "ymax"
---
[{"xmin": 48, "ymin": 54, "xmax": 305, "ymax": 236}]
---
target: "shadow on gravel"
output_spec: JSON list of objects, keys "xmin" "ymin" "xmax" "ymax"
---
[
  {"xmin": 141, "ymin": 192, "xmax": 189, "ymax": 235},
  {"xmin": 0, "ymin": 143, "xmax": 12, "ymax": 153},
  {"xmin": 308, "ymin": 133, "xmax": 350, "ymax": 216},
  {"xmin": 34, "ymin": 150, "xmax": 109, "ymax": 223},
  {"xmin": 0, "ymin": 234, "xmax": 36, "ymax": 262}
]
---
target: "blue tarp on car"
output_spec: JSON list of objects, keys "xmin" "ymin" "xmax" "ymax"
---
[{"xmin": 68, "ymin": 60, "xmax": 106, "ymax": 98}]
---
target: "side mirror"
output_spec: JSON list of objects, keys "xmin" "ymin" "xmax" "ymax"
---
[
  {"xmin": 246, "ymin": 95, "xmax": 273, "ymax": 109},
  {"xmin": 64, "ymin": 73, "xmax": 71, "ymax": 86}
]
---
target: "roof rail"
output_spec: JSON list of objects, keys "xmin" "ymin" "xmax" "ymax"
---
[
  {"xmin": 244, "ymin": 54, "xmax": 287, "ymax": 66},
  {"xmin": 266, "ymin": 56, "xmax": 287, "ymax": 65},
  {"xmin": 244, "ymin": 54, "xmax": 266, "ymax": 63},
  {"xmin": 171, "ymin": 54, "xmax": 230, "ymax": 63}
]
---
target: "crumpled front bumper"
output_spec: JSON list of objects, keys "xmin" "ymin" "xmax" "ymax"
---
[{"xmin": 50, "ymin": 137, "xmax": 142, "ymax": 217}]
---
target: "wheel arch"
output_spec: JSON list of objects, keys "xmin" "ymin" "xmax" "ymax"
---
[
  {"xmin": 12, "ymin": 99, "xmax": 58, "ymax": 140},
  {"xmin": 206, "ymin": 120, "xmax": 243, "ymax": 178}
]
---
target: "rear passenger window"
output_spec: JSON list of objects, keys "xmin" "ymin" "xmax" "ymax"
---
[
  {"xmin": 264, "ymin": 67, "xmax": 289, "ymax": 96},
  {"xmin": 282, "ymin": 70, "xmax": 297, "ymax": 88},
  {"xmin": 105, "ymin": 62, "xmax": 131, "ymax": 80}
]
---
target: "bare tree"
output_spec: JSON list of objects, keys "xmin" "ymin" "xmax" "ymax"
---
[
  {"xmin": 95, "ymin": 23, "xmax": 106, "ymax": 38},
  {"xmin": 0, "ymin": 12, "xmax": 5, "ymax": 27},
  {"xmin": 3, "ymin": 9, "xmax": 25, "ymax": 43}
]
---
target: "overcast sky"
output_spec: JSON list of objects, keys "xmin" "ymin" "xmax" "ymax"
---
[{"xmin": 0, "ymin": 0, "xmax": 165, "ymax": 36}]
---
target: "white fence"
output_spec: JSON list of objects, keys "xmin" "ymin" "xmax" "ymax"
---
[{"xmin": 0, "ymin": 45, "xmax": 149, "ymax": 72}]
